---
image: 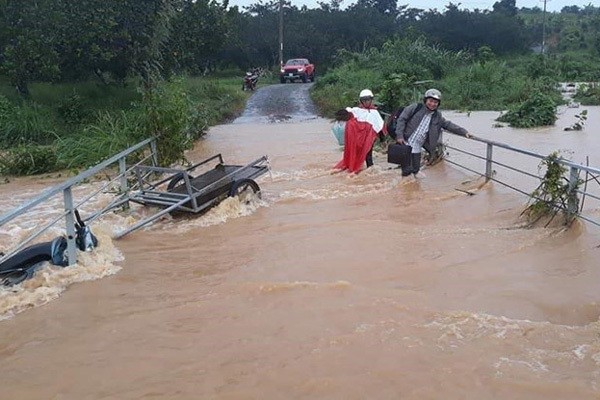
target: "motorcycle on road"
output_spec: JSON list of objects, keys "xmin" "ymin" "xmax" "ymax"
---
[{"xmin": 242, "ymin": 71, "xmax": 258, "ymax": 91}]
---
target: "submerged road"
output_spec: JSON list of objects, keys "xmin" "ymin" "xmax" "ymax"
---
[{"xmin": 233, "ymin": 82, "xmax": 320, "ymax": 124}]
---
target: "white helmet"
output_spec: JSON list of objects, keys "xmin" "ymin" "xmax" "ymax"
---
[
  {"xmin": 359, "ymin": 89, "xmax": 374, "ymax": 99},
  {"xmin": 424, "ymin": 88, "xmax": 442, "ymax": 101}
]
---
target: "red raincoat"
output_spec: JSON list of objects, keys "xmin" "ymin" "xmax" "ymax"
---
[{"xmin": 334, "ymin": 114, "xmax": 378, "ymax": 173}]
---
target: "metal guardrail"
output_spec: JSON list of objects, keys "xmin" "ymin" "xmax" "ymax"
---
[
  {"xmin": 0, "ymin": 138, "xmax": 158, "ymax": 266},
  {"xmin": 446, "ymin": 134, "xmax": 600, "ymax": 228},
  {"xmin": 3, "ymin": 130, "xmax": 597, "ymax": 268}
]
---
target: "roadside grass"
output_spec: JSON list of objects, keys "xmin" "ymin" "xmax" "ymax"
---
[
  {"xmin": 0, "ymin": 75, "xmax": 251, "ymax": 176},
  {"xmin": 185, "ymin": 76, "xmax": 248, "ymax": 124},
  {"xmin": 55, "ymin": 110, "xmax": 144, "ymax": 168}
]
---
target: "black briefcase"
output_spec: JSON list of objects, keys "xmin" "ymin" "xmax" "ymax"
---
[{"xmin": 387, "ymin": 143, "xmax": 412, "ymax": 169}]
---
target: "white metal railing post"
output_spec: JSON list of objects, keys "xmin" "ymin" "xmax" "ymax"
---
[
  {"xmin": 485, "ymin": 143, "xmax": 493, "ymax": 182},
  {"xmin": 63, "ymin": 187, "xmax": 78, "ymax": 265},
  {"xmin": 119, "ymin": 156, "xmax": 130, "ymax": 210},
  {"xmin": 568, "ymin": 166, "xmax": 580, "ymax": 215}
]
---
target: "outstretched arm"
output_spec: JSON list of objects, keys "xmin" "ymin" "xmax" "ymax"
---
[{"xmin": 441, "ymin": 116, "xmax": 471, "ymax": 138}]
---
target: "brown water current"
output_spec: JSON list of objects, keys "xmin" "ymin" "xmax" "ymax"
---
[{"xmin": 1, "ymin": 106, "xmax": 600, "ymax": 399}]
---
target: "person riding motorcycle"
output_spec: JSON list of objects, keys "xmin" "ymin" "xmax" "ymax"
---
[{"xmin": 242, "ymin": 70, "xmax": 258, "ymax": 91}]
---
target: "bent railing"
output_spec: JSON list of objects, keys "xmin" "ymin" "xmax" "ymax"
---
[
  {"xmin": 445, "ymin": 135, "xmax": 600, "ymax": 228},
  {"xmin": 0, "ymin": 138, "xmax": 158, "ymax": 266}
]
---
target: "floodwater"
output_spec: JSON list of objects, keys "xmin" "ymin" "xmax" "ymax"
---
[{"xmin": 1, "ymin": 87, "xmax": 600, "ymax": 398}]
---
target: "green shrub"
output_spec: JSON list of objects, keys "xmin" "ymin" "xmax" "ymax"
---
[
  {"xmin": 140, "ymin": 78, "xmax": 200, "ymax": 166},
  {"xmin": 523, "ymin": 54, "xmax": 560, "ymax": 80},
  {"xmin": 378, "ymin": 73, "xmax": 414, "ymax": 112},
  {"xmin": 206, "ymin": 79, "xmax": 247, "ymax": 120},
  {"xmin": 311, "ymin": 66, "xmax": 380, "ymax": 117},
  {"xmin": 311, "ymin": 38, "xmax": 471, "ymax": 117},
  {"xmin": 497, "ymin": 91, "xmax": 557, "ymax": 128},
  {"xmin": 0, "ymin": 145, "xmax": 60, "ymax": 175},
  {"xmin": 184, "ymin": 77, "xmax": 247, "ymax": 125},
  {"xmin": 370, "ymin": 38, "xmax": 470, "ymax": 81},
  {"xmin": 58, "ymin": 92, "xmax": 91, "ymax": 125},
  {"xmin": 313, "ymin": 41, "xmax": 590, "ymax": 115},
  {"xmin": 55, "ymin": 77, "xmax": 243, "ymax": 170},
  {"xmin": 574, "ymin": 84, "xmax": 600, "ymax": 105}
]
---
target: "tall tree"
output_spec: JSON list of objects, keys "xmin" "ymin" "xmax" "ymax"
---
[
  {"xmin": 354, "ymin": 0, "xmax": 398, "ymax": 16},
  {"xmin": 117, "ymin": 0, "xmax": 178, "ymax": 86},
  {"xmin": 414, "ymin": 3, "xmax": 529, "ymax": 54},
  {"xmin": 55, "ymin": 0, "xmax": 123, "ymax": 83},
  {"xmin": 1, "ymin": 0, "xmax": 61, "ymax": 95},
  {"xmin": 492, "ymin": 0, "xmax": 517, "ymax": 16},
  {"xmin": 167, "ymin": 0, "xmax": 230, "ymax": 74}
]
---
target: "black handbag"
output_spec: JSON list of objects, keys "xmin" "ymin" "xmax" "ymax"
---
[{"xmin": 387, "ymin": 143, "xmax": 412, "ymax": 169}]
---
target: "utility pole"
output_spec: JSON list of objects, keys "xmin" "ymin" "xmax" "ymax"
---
[
  {"xmin": 278, "ymin": 0, "xmax": 284, "ymax": 68},
  {"xmin": 541, "ymin": 0, "xmax": 549, "ymax": 54}
]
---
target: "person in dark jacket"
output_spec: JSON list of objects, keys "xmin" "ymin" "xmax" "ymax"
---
[{"xmin": 395, "ymin": 88, "xmax": 471, "ymax": 178}]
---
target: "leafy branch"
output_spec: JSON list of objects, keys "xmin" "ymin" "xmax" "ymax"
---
[{"xmin": 522, "ymin": 152, "xmax": 580, "ymax": 227}]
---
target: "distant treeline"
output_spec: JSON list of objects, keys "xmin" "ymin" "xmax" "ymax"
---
[{"xmin": 1, "ymin": 0, "xmax": 599, "ymax": 94}]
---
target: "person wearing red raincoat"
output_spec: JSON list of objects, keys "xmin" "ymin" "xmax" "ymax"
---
[{"xmin": 334, "ymin": 89, "xmax": 385, "ymax": 174}]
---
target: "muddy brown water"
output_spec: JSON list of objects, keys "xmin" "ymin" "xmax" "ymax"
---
[{"xmin": 1, "ymin": 96, "xmax": 600, "ymax": 398}]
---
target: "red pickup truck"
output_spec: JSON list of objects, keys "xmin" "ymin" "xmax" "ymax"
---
[{"xmin": 280, "ymin": 58, "xmax": 315, "ymax": 83}]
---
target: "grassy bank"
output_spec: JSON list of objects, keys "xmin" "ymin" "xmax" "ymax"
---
[
  {"xmin": 0, "ymin": 75, "xmax": 250, "ymax": 176},
  {"xmin": 311, "ymin": 39, "xmax": 600, "ymax": 119}
]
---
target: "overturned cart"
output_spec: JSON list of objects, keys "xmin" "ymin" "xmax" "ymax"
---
[{"xmin": 116, "ymin": 154, "xmax": 269, "ymax": 238}]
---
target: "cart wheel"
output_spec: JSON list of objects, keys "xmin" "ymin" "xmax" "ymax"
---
[
  {"xmin": 229, "ymin": 179, "xmax": 261, "ymax": 203},
  {"xmin": 167, "ymin": 172, "xmax": 192, "ymax": 191}
]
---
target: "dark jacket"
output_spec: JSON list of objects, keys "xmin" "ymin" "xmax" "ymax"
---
[{"xmin": 394, "ymin": 103, "xmax": 467, "ymax": 152}]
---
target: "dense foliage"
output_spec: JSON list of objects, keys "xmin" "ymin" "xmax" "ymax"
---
[
  {"xmin": 311, "ymin": 38, "xmax": 471, "ymax": 115},
  {"xmin": 2, "ymin": 1, "xmax": 599, "ymax": 89},
  {"xmin": 1, "ymin": 0, "xmax": 600, "ymax": 175},
  {"xmin": 311, "ymin": 37, "xmax": 564, "ymax": 126}
]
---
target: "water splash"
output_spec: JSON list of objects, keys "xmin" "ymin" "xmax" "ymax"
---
[
  {"xmin": 0, "ymin": 226, "xmax": 122, "ymax": 320},
  {"xmin": 158, "ymin": 193, "xmax": 269, "ymax": 233}
]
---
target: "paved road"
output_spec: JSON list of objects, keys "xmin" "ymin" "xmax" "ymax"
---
[{"xmin": 233, "ymin": 82, "xmax": 320, "ymax": 124}]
